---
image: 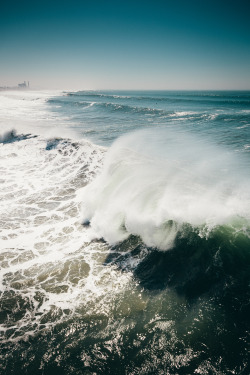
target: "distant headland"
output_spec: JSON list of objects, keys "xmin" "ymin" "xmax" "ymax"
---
[{"xmin": 0, "ymin": 81, "xmax": 30, "ymax": 91}]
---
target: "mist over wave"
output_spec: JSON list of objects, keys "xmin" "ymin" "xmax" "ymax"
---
[{"xmin": 82, "ymin": 129, "xmax": 250, "ymax": 250}]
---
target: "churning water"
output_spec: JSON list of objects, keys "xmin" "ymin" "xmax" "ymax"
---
[{"xmin": 0, "ymin": 90, "xmax": 250, "ymax": 374}]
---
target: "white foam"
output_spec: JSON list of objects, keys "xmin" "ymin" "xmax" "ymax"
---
[
  {"xmin": 82, "ymin": 129, "xmax": 250, "ymax": 250},
  {"xmin": 0, "ymin": 131, "xmax": 127, "ymax": 340},
  {"xmin": 0, "ymin": 90, "xmax": 78, "ymax": 139}
]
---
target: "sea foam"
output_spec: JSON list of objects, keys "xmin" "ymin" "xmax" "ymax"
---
[{"xmin": 0, "ymin": 90, "xmax": 78, "ymax": 140}]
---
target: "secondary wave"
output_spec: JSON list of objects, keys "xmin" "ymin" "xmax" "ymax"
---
[{"xmin": 66, "ymin": 90, "xmax": 250, "ymax": 107}]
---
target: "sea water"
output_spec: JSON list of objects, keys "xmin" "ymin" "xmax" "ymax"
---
[{"xmin": 0, "ymin": 90, "xmax": 250, "ymax": 374}]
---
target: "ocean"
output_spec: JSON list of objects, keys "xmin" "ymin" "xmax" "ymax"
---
[{"xmin": 0, "ymin": 90, "xmax": 250, "ymax": 374}]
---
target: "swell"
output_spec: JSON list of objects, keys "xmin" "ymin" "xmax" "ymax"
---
[
  {"xmin": 66, "ymin": 91, "xmax": 132, "ymax": 99},
  {"xmin": 66, "ymin": 90, "xmax": 250, "ymax": 106},
  {"xmin": 51, "ymin": 93, "xmax": 250, "ymax": 122},
  {"xmin": 49, "ymin": 97, "xmax": 200, "ymax": 119},
  {"xmin": 48, "ymin": 98, "xmax": 95, "ymax": 108},
  {"xmin": 48, "ymin": 98, "xmax": 250, "ymax": 125}
]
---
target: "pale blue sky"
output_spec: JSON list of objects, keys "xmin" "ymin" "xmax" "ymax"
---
[{"xmin": 1, "ymin": 0, "xmax": 250, "ymax": 89}]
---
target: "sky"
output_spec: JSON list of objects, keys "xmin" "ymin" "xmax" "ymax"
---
[{"xmin": 1, "ymin": 0, "xmax": 250, "ymax": 90}]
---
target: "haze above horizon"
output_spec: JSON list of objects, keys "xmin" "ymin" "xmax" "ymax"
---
[{"xmin": 1, "ymin": 0, "xmax": 250, "ymax": 90}]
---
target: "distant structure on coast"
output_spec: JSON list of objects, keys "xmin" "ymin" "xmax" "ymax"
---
[
  {"xmin": 0, "ymin": 81, "xmax": 30, "ymax": 91},
  {"xmin": 18, "ymin": 81, "xmax": 29, "ymax": 88}
]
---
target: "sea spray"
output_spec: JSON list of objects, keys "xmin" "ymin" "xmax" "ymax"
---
[{"xmin": 82, "ymin": 128, "xmax": 250, "ymax": 249}]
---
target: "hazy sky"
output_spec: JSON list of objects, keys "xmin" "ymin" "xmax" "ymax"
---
[{"xmin": 1, "ymin": 0, "xmax": 250, "ymax": 90}]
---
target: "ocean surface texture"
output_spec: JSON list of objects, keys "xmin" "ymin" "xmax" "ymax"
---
[{"xmin": 0, "ymin": 90, "xmax": 250, "ymax": 374}]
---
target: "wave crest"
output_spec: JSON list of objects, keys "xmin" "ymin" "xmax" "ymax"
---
[{"xmin": 81, "ymin": 129, "xmax": 250, "ymax": 250}]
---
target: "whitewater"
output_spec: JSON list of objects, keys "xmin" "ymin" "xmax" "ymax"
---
[{"xmin": 0, "ymin": 90, "xmax": 250, "ymax": 375}]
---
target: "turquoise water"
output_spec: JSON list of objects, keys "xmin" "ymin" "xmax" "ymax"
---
[
  {"xmin": 0, "ymin": 90, "xmax": 250, "ymax": 374},
  {"xmin": 48, "ymin": 90, "xmax": 250, "ymax": 150}
]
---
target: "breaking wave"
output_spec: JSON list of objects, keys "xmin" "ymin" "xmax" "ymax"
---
[{"xmin": 82, "ymin": 129, "xmax": 250, "ymax": 250}]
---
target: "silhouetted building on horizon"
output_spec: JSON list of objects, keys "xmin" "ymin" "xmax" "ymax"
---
[{"xmin": 18, "ymin": 81, "xmax": 29, "ymax": 88}]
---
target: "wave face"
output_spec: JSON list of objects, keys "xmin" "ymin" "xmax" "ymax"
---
[{"xmin": 1, "ymin": 90, "xmax": 250, "ymax": 375}]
